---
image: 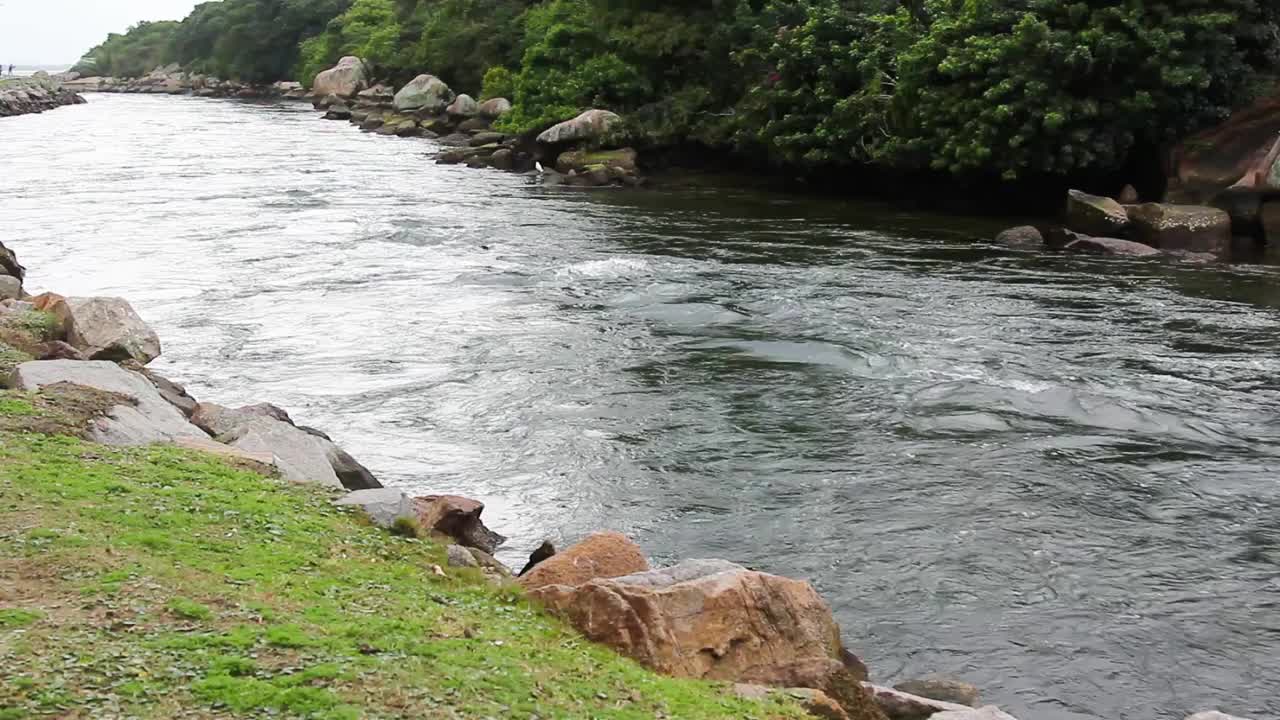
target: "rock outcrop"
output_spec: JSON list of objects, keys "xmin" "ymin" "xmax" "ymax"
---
[
  {"xmin": 446, "ymin": 93, "xmax": 478, "ymax": 118},
  {"xmin": 11, "ymin": 360, "xmax": 207, "ymax": 445},
  {"xmin": 393, "ymin": 73, "xmax": 453, "ymax": 113},
  {"xmin": 336, "ymin": 488, "xmax": 415, "ymax": 528},
  {"xmin": 478, "ymin": 97, "xmax": 511, "ymax": 119},
  {"xmin": 0, "ymin": 77, "xmax": 86, "ymax": 117},
  {"xmin": 1167, "ymin": 92, "xmax": 1280, "ymax": 203},
  {"xmin": 536, "ymin": 109, "xmax": 622, "ymax": 145},
  {"xmin": 1063, "ymin": 236, "xmax": 1162, "ymax": 257},
  {"xmin": 312, "ymin": 56, "xmax": 368, "ymax": 99},
  {"xmin": 412, "ymin": 495, "xmax": 506, "ymax": 554},
  {"xmin": 519, "ymin": 531, "xmax": 648, "ymax": 590}
]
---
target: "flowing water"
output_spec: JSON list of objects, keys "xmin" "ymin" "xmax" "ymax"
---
[{"xmin": 4, "ymin": 94, "xmax": 1280, "ymax": 720}]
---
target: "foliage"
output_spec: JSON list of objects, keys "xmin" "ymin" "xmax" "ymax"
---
[
  {"xmin": 480, "ymin": 66, "xmax": 517, "ymax": 100},
  {"xmin": 70, "ymin": 22, "xmax": 180, "ymax": 78},
  {"xmin": 0, "ymin": 392, "xmax": 808, "ymax": 719},
  {"xmin": 71, "ymin": 0, "xmax": 1280, "ymax": 180}
]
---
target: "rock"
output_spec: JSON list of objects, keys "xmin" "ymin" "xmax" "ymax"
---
[
  {"xmin": 191, "ymin": 402, "xmax": 340, "ymax": 487},
  {"xmin": 436, "ymin": 132, "xmax": 471, "ymax": 147},
  {"xmin": 478, "ymin": 97, "xmax": 511, "ymax": 119},
  {"xmin": 457, "ymin": 116, "xmax": 491, "ymax": 133},
  {"xmin": 1167, "ymin": 91, "xmax": 1280, "ymax": 202},
  {"xmin": 437, "ymin": 148, "xmax": 470, "ymax": 165},
  {"xmin": 446, "ymin": 544, "xmax": 480, "ymax": 568},
  {"xmin": 741, "ymin": 658, "xmax": 876, "ymax": 720},
  {"xmin": 519, "ymin": 532, "xmax": 648, "ymax": 590},
  {"xmin": 1118, "ymin": 184, "xmax": 1140, "ymax": 204},
  {"xmin": 446, "ymin": 93, "xmax": 478, "ymax": 118},
  {"xmin": 319, "ymin": 439, "xmax": 382, "ymax": 490},
  {"xmin": 0, "ymin": 241, "xmax": 26, "ymax": 281},
  {"xmin": 392, "ymin": 119, "xmax": 420, "ymax": 137},
  {"xmin": 1185, "ymin": 713, "xmax": 1253, "ymax": 720},
  {"xmin": 172, "ymin": 436, "xmax": 276, "ymax": 472},
  {"xmin": 489, "ymin": 148, "xmax": 515, "ymax": 171},
  {"xmin": 1064, "ymin": 236, "xmax": 1162, "ymax": 257},
  {"xmin": 324, "ymin": 103, "xmax": 352, "ymax": 121},
  {"xmin": 271, "ymin": 80, "xmax": 303, "ymax": 95},
  {"xmin": 0, "ymin": 276, "xmax": 21, "ymax": 301},
  {"xmin": 311, "ymin": 56, "xmax": 368, "ymax": 99},
  {"xmin": 222, "ymin": 416, "xmax": 342, "ymax": 488},
  {"xmin": 54, "ymin": 297, "xmax": 161, "ymax": 364},
  {"xmin": 360, "ymin": 115, "xmax": 385, "ymax": 131},
  {"xmin": 467, "ymin": 547, "xmax": 513, "ymax": 577},
  {"xmin": 393, "ymin": 74, "xmax": 454, "ymax": 113},
  {"xmin": 1065, "ymin": 189, "xmax": 1130, "ymax": 237},
  {"xmin": 862, "ymin": 684, "xmax": 974, "ymax": 720},
  {"xmin": 34, "ymin": 341, "xmax": 87, "ymax": 361},
  {"xmin": 355, "ymin": 84, "xmax": 394, "ymax": 106},
  {"xmin": 335, "ymin": 488, "xmax": 414, "ymax": 529},
  {"xmin": 519, "ymin": 540, "xmax": 557, "ymax": 576},
  {"xmin": 314, "ymin": 92, "xmax": 341, "ymax": 110},
  {"xmin": 465, "ymin": 155, "xmax": 488, "ymax": 169},
  {"xmin": 785, "ymin": 688, "xmax": 852, "ymax": 720},
  {"xmin": 469, "ymin": 131, "xmax": 506, "ymax": 147},
  {"xmin": 1042, "ymin": 227, "xmax": 1089, "ymax": 250},
  {"xmin": 412, "ymin": 495, "xmax": 506, "ymax": 554},
  {"xmin": 994, "ymin": 226, "xmax": 1043, "ymax": 248},
  {"xmin": 536, "ymin": 109, "xmax": 622, "ymax": 145},
  {"xmin": 530, "ymin": 558, "xmax": 846, "ymax": 684},
  {"xmin": 1127, "ymin": 203, "xmax": 1232, "ymax": 255},
  {"xmin": 30, "ymin": 292, "xmax": 64, "ymax": 312},
  {"xmin": 930, "ymin": 707, "xmax": 1019, "ymax": 720},
  {"xmin": 892, "ymin": 678, "xmax": 980, "ymax": 708},
  {"xmin": 11, "ymin": 360, "xmax": 207, "ymax": 446},
  {"xmin": 136, "ymin": 367, "xmax": 198, "ymax": 418},
  {"xmin": 556, "ymin": 147, "xmax": 637, "ymax": 174}
]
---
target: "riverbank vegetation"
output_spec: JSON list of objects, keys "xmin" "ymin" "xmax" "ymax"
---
[
  {"xmin": 0, "ymin": 392, "xmax": 806, "ymax": 719},
  {"xmin": 73, "ymin": 0, "xmax": 1280, "ymax": 188}
]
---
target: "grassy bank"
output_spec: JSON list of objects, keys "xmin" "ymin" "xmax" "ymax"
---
[{"xmin": 0, "ymin": 389, "xmax": 806, "ymax": 719}]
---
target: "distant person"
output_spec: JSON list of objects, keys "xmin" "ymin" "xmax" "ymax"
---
[{"xmin": 7, "ymin": 65, "xmax": 13, "ymax": 76}]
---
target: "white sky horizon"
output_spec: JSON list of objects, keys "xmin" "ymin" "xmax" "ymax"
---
[{"xmin": 0, "ymin": 0, "xmax": 198, "ymax": 66}]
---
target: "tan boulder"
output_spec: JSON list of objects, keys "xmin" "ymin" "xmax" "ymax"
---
[
  {"xmin": 1065, "ymin": 189, "xmax": 1129, "ymax": 237},
  {"xmin": 531, "ymin": 558, "xmax": 848, "ymax": 681},
  {"xmin": 518, "ymin": 531, "xmax": 648, "ymax": 590},
  {"xmin": 311, "ymin": 56, "xmax": 368, "ymax": 99},
  {"xmin": 413, "ymin": 495, "xmax": 506, "ymax": 554},
  {"xmin": 536, "ymin": 109, "xmax": 621, "ymax": 145},
  {"xmin": 54, "ymin": 296, "xmax": 162, "ymax": 363}
]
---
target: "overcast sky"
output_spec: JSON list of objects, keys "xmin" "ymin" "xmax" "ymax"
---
[{"xmin": 0, "ymin": 0, "xmax": 198, "ymax": 66}]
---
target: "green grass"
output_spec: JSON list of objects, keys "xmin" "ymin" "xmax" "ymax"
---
[{"xmin": 0, "ymin": 392, "xmax": 806, "ymax": 720}]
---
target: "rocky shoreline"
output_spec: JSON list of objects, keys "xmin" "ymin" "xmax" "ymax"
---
[
  {"xmin": 0, "ymin": 232, "xmax": 1258, "ymax": 719},
  {"xmin": 0, "ymin": 72, "xmax": 86, "ymax": 117}
]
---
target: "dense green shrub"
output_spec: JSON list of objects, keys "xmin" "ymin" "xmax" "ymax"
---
[
  {"xmin": 480, "ymin": 66, "xmax": 516, "ymax": 100},
  {"xmin": 71, "ymin": 21, "xmax": 180, "ymax": 78}
]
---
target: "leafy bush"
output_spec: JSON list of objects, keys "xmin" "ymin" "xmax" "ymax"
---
[{"xmin": 480, "ymin": 66, "xmax": 516, "ymax": 100}]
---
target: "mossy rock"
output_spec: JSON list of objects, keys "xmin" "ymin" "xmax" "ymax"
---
[{"xmin": 556, "ymin": 147, "xmax": 637, "ymax": 174}]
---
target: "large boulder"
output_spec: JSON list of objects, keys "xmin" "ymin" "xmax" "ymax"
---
[
  {"xmin": 1064, "ymin": 189, "xmax": 1129, "ymax": 237},
  {"xmin": 51, "ymin": 296, "xmax": 161, "ymax": 364},
  {"xmin": 1167, "ymin": 92, "xmax": 1280, "ymax": 203},
  {"xmin": 311, "ymin": 57, "xmax": 368, "ymax": 99},
  {"xmin": 191, "ymin": 402, "xmax": 341, "ymax": 488},
  {"xmin": 393, "ymin": 74, "xmax": 454, "ymax": 113},
  {"xmin": 536, "ymin": 109, "xmax": 622, "ymax": 145},
  {"xmin": 11, "ymin": 360, "xmax": 207, "ymax": 445},
  {"xmin": 478, "ymin": 97, "xmax": 511, "ymax": 119},
  {"xmin": 446, "ymin": 94, "xmax": 479, "ymax": 118},
  {"xmin": 529, "ymin": 559, "xmax": 857, "ymax": 688},
  {"xmin": 412, "ymin": 495, "xmax": 506, "ymax": 553},
  {"xmin": 1127, "ymin": 203, "xmax": 1232, "ymax": 255},
  {"xmin": 519, "ymin": 531, "xmax": 648, "ymax": 590}
]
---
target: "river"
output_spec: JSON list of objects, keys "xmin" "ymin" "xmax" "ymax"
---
[{"xmin": 3, "ymin": 94, "xmax": 1279, "ymax": 720}]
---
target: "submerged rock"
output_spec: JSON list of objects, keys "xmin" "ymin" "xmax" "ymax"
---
[
  {"xmin": 1064, "ymin": 236, "xmax": 1161, "ymax": 257},
  {"xmin": 519, "ymin": 532, "xmax": 648, "ymax": 590},
  {"xmin": 994, "ymin": 226, "xmax": 1043, "ymax": 248}
]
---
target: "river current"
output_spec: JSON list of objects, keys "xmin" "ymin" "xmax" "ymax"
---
[{"xmin": 4, "ymin": 95, "xmax": 1279, "ymax": 720}]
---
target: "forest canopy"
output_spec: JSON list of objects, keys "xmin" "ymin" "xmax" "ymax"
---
[{"xmin": 72, "ymin": 0, "xmax": 1280, "ymax": 181}]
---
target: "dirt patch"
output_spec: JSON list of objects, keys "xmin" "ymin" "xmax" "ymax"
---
[{"xmin": 0, "ymin": 383, "xmax": 133, "ymax": 438}]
